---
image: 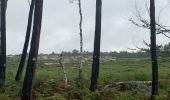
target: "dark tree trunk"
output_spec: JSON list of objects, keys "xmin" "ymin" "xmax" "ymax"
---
[
  {"xmin": 0, "ymin": 0, "xmax": 7, "ymax": 85},
  {"xmin": 90, "ymin": 0, "xmax": 102, "ymax": 91},
  {"xmin": 15, "ymin": 0, "xmax": 35, "ymax": 81},
  {"xmin": 150, "ymin": 0, "xmax": 158, "ymax": 97},
  {"xmin": 21, "ymin": 0, "xmax": 43, "ymax": 99}
]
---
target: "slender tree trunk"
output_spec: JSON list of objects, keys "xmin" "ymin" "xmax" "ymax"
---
[
  {"xmin": 15, "ymin": 0, "xmax": 35, "ymax": 81},
  {"xmin": 150, "ymin": 0, "xmax": 158, "ymax": 97},
  {"xmin": 60, "ymin": 52, "xmax": 68, "ymax": 86},
  {"xmin": 90, "ymin": 0, "xmax": 102, "ymax": 91},
  {"xmin": 21, "ymin": 0, "xmax": 43, "ymax": 99},
  {"xmin": 78, "ymin": 0, "xmax": 83, "ymax": 81},
  {"xmin": 0, "ymin": 0, "xmax": 7, "ymax": 85}
]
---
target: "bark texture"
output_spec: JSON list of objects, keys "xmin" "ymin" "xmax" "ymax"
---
[
  {"xmin": 150, "ymin": 0, "xmax": 159, "ymax": 97},
  {"xmin": 90, "ymin": 0, "xmax": 102, "ymax": 91},
  {"xmin": 21, "ymin": 0, "xmax": 43, "ymax": 99},
  {"xmin": 78, "ymin": 0, "xmax": 83, "ymax": 81}
]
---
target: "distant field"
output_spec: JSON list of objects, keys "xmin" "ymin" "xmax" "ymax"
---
[{"xmin": 1, "ymin": 57, "xmax": 170, "ymax": 100}]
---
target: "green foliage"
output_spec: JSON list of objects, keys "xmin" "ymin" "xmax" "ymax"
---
[
  {"xmin": 0, "ymin": 94, "xmax": 10, "ymax": 100},
  {"xmin": 1, "ymin": 57, "xmax": 170, "ymax": 99}
]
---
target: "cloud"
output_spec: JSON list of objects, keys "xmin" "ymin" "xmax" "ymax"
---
[{"xmin": 5, "ymin": 0, "xmax": 170, "ymax": 54}]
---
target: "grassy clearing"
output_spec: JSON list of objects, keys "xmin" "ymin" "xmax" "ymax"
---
[{"xmin": 1, "ymin": 57, "xmax": 170, "ymax": 99}]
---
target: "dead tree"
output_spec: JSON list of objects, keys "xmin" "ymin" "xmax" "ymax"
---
[
  {"xmin": 78, "ymin": 0, "xmax": 83, "ymax": 82},
  {"xmin": 60, "ymin": 52, "xmax": 68, "ymax": 86},
  {"xmin": 21, "ymin": 0, "xmax": 43, "ymax": 99},
  {"xmin": 128, "ymin": 40, "xmax": 162, "ymax": 52},
  {"xmin": 150, "ymin": 0, "xmax": 159, "ymax": 97},
  {"xmin": 90, "ymin": 0, "xmax": 102, "ymax": 91},
  {"xmin": 69, "ymin": 0, "xmax": 84, "ymax": 83},
  {"xmin": 129, "ymin": 3, "xmax": 170, "ymax": 39},
  {"xmin": 15, "ymin": 0, "xmax": 35, "ymax": 82},
  {"xmin": 0, "ymin": 0, "xmax": 7, "ymax": 85}
]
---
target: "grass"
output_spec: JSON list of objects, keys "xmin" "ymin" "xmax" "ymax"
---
[{"xmin": 0, "ymin": 57, "xmax": 170, "ymax": 99}]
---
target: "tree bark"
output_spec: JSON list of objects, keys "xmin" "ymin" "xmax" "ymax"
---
[
  {"xmin": 0, "ymin": 0, "xmax": 7, "ymax": 85},
  {"xmin": 15, "ymin": 0, "xmax": 35, "ymax": 81},
  {"xmin": 21, "ymin": 0, "xmax": 43, "ymax": 99},
  {"xmin": 150, "ymin": 0, "xmax": 159, "ymax": 97},
  {"xmin": 78, "ymin": 0, "xmax": 83, "ymax": 82},
  {"xmin": 90, "ymin": 0, "xmax": 102, "ymax": 91}
]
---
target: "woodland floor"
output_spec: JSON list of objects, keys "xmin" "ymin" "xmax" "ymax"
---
[{"xmin": 0, "ymin": 57, "xmax": 170, "ymax": 100}]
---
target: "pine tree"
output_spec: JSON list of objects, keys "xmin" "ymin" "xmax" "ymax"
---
[
  {"xmin": 15, "ymin": 0, "xmax": 35, "ymax": 81},
  {"xmin": 0, "ymin": 0, "xmax": 7, "ymax": 85},
  {"xmin": 150, "ymin": 0, "xmax": 159, "ymax": 97},
  {"xmin": 90, "ymin": 0, "xmax": 102, "ymax": 91},
  {"xmin": 21, "ymin": 0, "xmax": 43, "ymax": 99}
]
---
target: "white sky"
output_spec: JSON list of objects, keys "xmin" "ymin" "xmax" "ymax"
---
[{"xmin": 6, "ymin": 0, "xmax": 170, "ymax": 54}]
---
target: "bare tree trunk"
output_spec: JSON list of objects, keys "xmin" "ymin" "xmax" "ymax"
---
[
  {"xmin": 21, "ymin": 0, "xmax": 43, "ymax": 99},
  {"xmin": 60, "ymin": 52, "xmax": 68, "ymax": 86},
  {"xmin": 0, "ymin": 0, "xmax": 7, "ymax": 85},
  {"xmin": 90, "ymin": 0, "xmax": 102, "ymax": 91},
  {"xmin": 150, "ymin": 0, "xmax": 158, "ymax": 98},
  {"xmin": 78, "ymin": 0, "xmax": 83, "ymax": 82},
  {"xmin": 15, "ymin": 0, "xmax": 35, "ymax": 82}
]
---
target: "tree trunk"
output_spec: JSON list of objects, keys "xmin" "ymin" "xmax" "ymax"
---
[
  {"xmin": 0, "ymin": 0, "xmax": 7, "ymax": 85},
  {"xmin": 90, "ymin": 0, "xmax": 102, "ymax": 91},
  {"xmin": 15, "ymin": 0, "xmax": 35, "ymax": 81},
  {"xmin": 78, "ymin": 0, "xmax": 83, "ymax": 82},
  {"xmin": 150, "ymin": 0, "xmax": 158, "ymax": 97},
  {"xmin": 21, "ymin": 0, "xmax": 43, "ymax": 99},
  {"xmin": 60, "ymin": 52, "xmax": 67, "ymax": 86}
]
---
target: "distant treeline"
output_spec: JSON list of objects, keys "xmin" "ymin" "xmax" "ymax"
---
[
  {"xmin": 8, "ymin": 50, "xmax": 169, "ymax": 59},
  {"xmin": 37, "ymin": 51, "xmax": 150, "ymax": 58},
  {"xmin": 46, "ymin": 42, "xmax": 170, "ymax": 58},
  {"xmin": 8, "ymin": 42, "xmax": 170, "ymax": 59}
]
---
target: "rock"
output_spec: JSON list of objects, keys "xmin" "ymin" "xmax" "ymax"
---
[
  {"xmin": 104, "ymin": 84, "xmax": 114, "ymax": 89},
  {"xmin": 115, "ymin": 82, "xmax": 131, "ymax": 90},
  {"xmin": 136, "ymin": 84, "xmax": 151, "ymax": 92},
  {"xmin": 104, "ymin": 81, "xmax": 152, "ymax": 92}
]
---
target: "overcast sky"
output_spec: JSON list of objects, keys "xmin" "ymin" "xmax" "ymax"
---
[{"xmin": 6, "ymin": 0, "xmax": 170, "ymax": 54}]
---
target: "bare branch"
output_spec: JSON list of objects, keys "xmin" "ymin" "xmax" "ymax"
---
[
  {"xmin": 130, "ymin": 1, "xmax": 170, "ymax": 39},
  {"xmin": 129, "ymin": 11, "xmax": 170, "ymax": 39}
]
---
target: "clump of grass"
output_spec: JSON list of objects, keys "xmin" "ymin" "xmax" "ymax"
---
[{"xmin": 134, "ymin": 72, "xmax": 149, "ymax": 81}]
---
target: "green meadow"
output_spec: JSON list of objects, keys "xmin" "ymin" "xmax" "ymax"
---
[{"xmin": 1, "ymin": 57, "xmax": 170, "ymax": 100}]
